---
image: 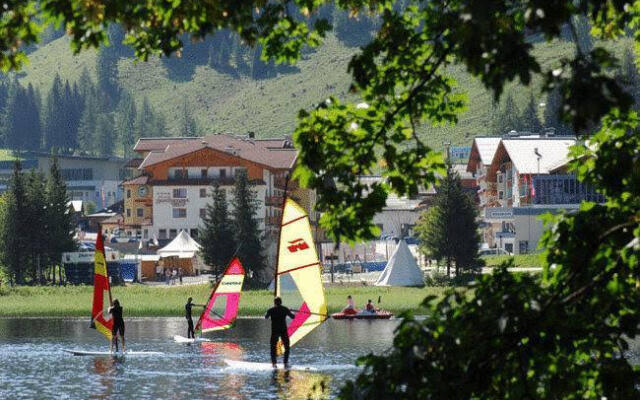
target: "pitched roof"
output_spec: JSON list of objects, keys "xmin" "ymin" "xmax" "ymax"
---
[
  {"xmin": 122, "ymin": 175, "xmax": 149, "ymax": 185},
  {"xmin": 137, "ymin": 134, "xmax": 297, "ymax": 170},
  {"xmin": 134, "ymin": 137, "xmax": 201, "ymax": 152},
  {"xmin": 499, "ymin": 138, "xmax": 576, "ymax": 174},
  {"xmin": 474, "ymin": 137, "xmax": 502, "ymax": 165}
]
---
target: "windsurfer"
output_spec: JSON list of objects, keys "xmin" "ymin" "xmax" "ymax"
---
[
  {"xmin": 108, "ymin": 299, "xmax": 125, "ymax": 353},
  {"xmin": 185, "ymin": 297, "xmax": 204, "ymax": 339},
  {"xmin": 265, "ymin": 297, "xmax": 295, "ymax": 368}
]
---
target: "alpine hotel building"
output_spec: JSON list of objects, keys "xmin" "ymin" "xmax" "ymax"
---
[{"xmin": 122, "ymin": 134, "xmax": 317, "ymax": 253}]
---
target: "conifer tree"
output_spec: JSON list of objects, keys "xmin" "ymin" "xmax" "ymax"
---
[
  {"xmin": 520, "ymin": 92, "xmax": 542, "ymax": 133},
  {"xmin": 43, "ymin": 74, "xmax": 66, "ymax": 151},
  {"xmin": 96, "ymin": 46, "xmax": 120, "ymax": 107},
  {"xmin": 136, "ymin": 97, "xmax": 166, "ymax": 138},
  {"xmin": 116, "ymin": 91, "xmax": 137, "ymax": 157},
  {"xmin": 180, "ymin": 98, "xmax": 198, "ymax": 137},
  {"xmin": 45, "ymin": 157, "xmax": 75, "ymax": 283},
  {"xmin": 492, "ymin": 92, "xmax": 521, "ymax": 134},
  {"xmin": 231, "ymin": 170, "xmax": 266, "ymax": 288},
  {"xmin": 415, "ymin": 164, "xmax": 481, "ymax": 277},
  {"xmin": 24, "ymin": 169, "xmax": 47, "ymax": 282},
  {"xmin": 0, "ymin": 161, "xmax": 28, "ymax": 284},
  {"xmin": 25, "ymin": 83, "xmax": 42, "ymax": 150},
  {"xmin": 543, "ymin": 87, "xmax": 572, "ymax": 135},
  {"xmin": 617, "ymin": 44, "xmax": 640, "ymax": 108},
  {"xmin": 77, "ymin": 93, "xmax": 99, "ymax": 154},
  {"xmin": 199, "ymin": 183, "xmax": 236, "ymax": 277},
  {"xmin": 95, "ymin": 112, "xmax": 115, "ymax": 156}
]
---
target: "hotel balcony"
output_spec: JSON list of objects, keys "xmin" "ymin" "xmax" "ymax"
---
[
  {"xmin": 265, "ymin": 196, "xmax": 285, "ymax": 207},
  {"xmin": 266, "ymin": 216, "xmax": 281, "ymax": 226}
]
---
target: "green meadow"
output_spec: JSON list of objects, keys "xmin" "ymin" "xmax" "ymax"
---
[{"xmin": 0, "ymin": 284, "xmax": 447, "ymax": 317}]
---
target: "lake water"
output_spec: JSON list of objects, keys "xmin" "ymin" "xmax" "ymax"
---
[{"xmin": 0, "ymin": 318, "xmax": 397, "ymax": 400}]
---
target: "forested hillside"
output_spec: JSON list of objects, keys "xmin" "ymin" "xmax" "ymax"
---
[{"xmin": 1, "ymin": 9, "xmax": 636, "ymax": 158}]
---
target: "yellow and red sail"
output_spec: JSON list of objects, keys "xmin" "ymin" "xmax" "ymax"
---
[
  {"xmin": 275, "ymin": 199, "xmax": 327, "ymax": 351},
  {"xmin": 195, "ymin": 257, "xmax": 245, "ymax": 333},
  {"xmin": 90, "ymin": 232, "xmax": 113, "ymax": 340}
]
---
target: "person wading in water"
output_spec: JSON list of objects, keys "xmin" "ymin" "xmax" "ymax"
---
[
  {"xmin": 108, "ymin": 299, "xmax": 125, "ymax": 353},
  {"xmin": 185, "ymin": 297, "xmax": 204, "ymax": 339},
  {"xmin": 265, "ymin": 297, "xmax": 295, "ymax": 368}
]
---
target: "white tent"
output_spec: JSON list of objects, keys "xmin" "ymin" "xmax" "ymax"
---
[
  {"xmin": 375, "ymin": 239, "xmax": 424, "ymax": 287},
  {"xmin": 157, "ymin": 230, "xmax": 202, "ymax": 258}
]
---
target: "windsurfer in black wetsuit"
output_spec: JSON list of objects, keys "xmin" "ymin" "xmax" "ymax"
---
[
  {"xmin": 185, "ymin": 297, "xmax": 204, "ymax": 339},
  {"xmin": 108, "ymin": 299, "xmax": 125, "ymax": 353},
  {"xmin": 265, "ymin": 297, "xmax": 295, "ymax": 368}
]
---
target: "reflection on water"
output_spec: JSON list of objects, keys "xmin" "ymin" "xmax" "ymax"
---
[
  {"xmin": 0, "ymin": 317, "xmax": 394, "ymax": 400},
  {"xmin": 202, "ymin": 342, "xmax": 246, "ymax": 400}
]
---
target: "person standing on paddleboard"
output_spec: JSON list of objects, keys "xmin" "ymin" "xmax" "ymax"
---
[
  {"xmin": 265, "ymin": 297, "xmax": 295, "ymax": 368},
  {"xmin": 185, "ymin": 297, "xmax": 204, "ymax": 339},
  {"xmin": 108, "ymin": 299, "xmax": 125, "ymax": 353}
]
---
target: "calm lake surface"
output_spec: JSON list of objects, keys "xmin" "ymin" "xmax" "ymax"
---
[{"xmin": 0, "ymin": 318, "xmax": 397, "ymax": 400}]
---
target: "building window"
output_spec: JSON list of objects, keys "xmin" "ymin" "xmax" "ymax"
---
[
  {"xmin": 61, "ymin": 168, "xmax": 93, "ymax": 181},
  {"xmin": 220, "ymin": 169, "xmax": 226, "ymax": 178},
  {"xmin": 159, "ymin": 229, "xmax": 167, "ymax": 239},
  {"xmin": 173, "ymin": 208, "xmax": 187, "ymax": 218},
  {"xmin": 173, "ymin": 169, "xmax": 187, "ymax": 180},
  {"xmin": 498, "ymin": 174, "xmax": 504, "ymax": 184},
  {"xmin": 200, "ymin": 208, "xmax": 206, "ymax": 218},
  {"xmin": 519, "ymin": 241, "xmax": 529, "ymax": 254},
  {"xmin": 143, "ymin": 229, "xmax": 148, "ymax": 239},
  {"xmin": 190, "ymin": 229, "xmax": 199, "ymax": 239},
  {"xmin": 137, "ymin": 208, "xmax": 144, "ymax": 217},
  {"xmin": 169, "ymin": 229, "xmax": 177, "ymax": 238},
  {"xmin": 173, "ymin": 188, "xmax": 187, "ymax": 198},
  {"xmin": 126, "ymin": 209, "xmax": 131, "ymax": 217},
  {"xmin": 234, "ymin": 168, "xmax": 246, "ymax": 177},
  {"xmin": 126, "ymin": 189, "xmax": 131, "ymax": 199},
  {"xmin": 200, "ymin": 188, "xmax": 207, "ymax": 198},
  {"xmin": 201, "ymin": 169, "xmax": 208, "ymax": 178},
  {"xmin": 498, "ymin": 191, "xmax": 504, "ymax": 200}
]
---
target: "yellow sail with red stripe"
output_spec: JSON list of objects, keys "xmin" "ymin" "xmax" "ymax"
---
[
  {"xmin": 275, "ymin": 198, "xmax": 327, "ymax": 350},
  {"xmin": 90, "ymin": 232, "xmax": 113, "ymax": 340}
]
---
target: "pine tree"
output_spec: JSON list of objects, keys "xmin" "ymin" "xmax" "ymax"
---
[
  {"xmin": 136, "ymin": 97, "xmax": 166, "ymax": 138},
  {"xmin": 520, "ymin": 92, "xmax": 542, "ymax": 133},
  {"xmin": 543, "ymin": 87, "xmax": 572, "ymax": 135},
  {"xmin": 95, "ymin": 112, "xmax": 115, "ymax": 156},
  {"xmin": 415, "ymin": 164, "xmax": 481, "ymax": 276},
  {"xmin": 617, "ymin": 44, "xmax": 640, "ymax": 108},
  {"xmin": 116, "ymin": 91, "xmax": 137, "ymax": 157},
  {"xmin": 199, "ymin": 183, "xmax": 237, "ymax": 277},
  {"xmin": 4, "ymin": 80, "xmax": 26, "ymax": 150},
  {"xmin": 96, "ymin": 46, "xmax": 120, "ymax": 107},
  {"xmin": 24, "ymin": 169, "xmax": 47, "ymax": 282},
  {"xmin": 251, "ymin": 45, "xmax": 277, "ymax": 80},
  {"xmin": 0, "ymin": 161, "xmax": 28, "ymax": 283},
  {"xmin": 180, "ymin": 98, "xmax": 198, "ymax": 137},
  {"xmin": 572, "ymin": 14, "xmax": 593, "ymax": 54},
  {"xmin": 25, "ymin": 84, "xmax": 42, "ymax": 150},
  {"xmin": 45, "ymin": 157, "xmax": 76, "ymax": 283},
  {"xmin": 43, "ymin": 74, "xmax": 66, "ymax": 151},
  {"xmin": 231, "ymin": 170, "xmax": 266, "ymax": 288},
  {"xmin": 77, "ymin": 94, "xmax": 99, "ymax": 154},
  {"xmin": 492, "ymin": 92, "xmax": 521, "ymax": 134}
]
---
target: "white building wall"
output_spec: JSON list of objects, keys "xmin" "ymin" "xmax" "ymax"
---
[
  {"xmin": 372, "ymin": 210, "xmax": 421, "ymax": 237},
  {"xmin": 151, "ymin": 184, "xmax": 266, "ymax": 239}
]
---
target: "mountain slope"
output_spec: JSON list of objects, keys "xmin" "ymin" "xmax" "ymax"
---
[{"xmin": 17, "ymin": 34, "xmax": 632, "ymax": 151}]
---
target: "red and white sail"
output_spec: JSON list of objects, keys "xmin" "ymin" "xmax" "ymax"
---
[{"xmin": 195, "ymin": 258, "xmax": 245, "ymax": 333}]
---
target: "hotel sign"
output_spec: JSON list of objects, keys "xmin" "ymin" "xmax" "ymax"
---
[
  {"xmin": 484, "ymin": 207, "xmax": 513, "ymax": 220},
  {"xmin": 156, "ymin": 191, "xmax": 189, "ymax": 207}
]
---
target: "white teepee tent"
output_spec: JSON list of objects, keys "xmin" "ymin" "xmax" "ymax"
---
[{"xmin": 375, "ymin": 239, "xmax": 424, "ymax": 287}]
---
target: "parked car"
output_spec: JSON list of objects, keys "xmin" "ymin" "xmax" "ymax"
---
[{"xmin": 478, "ymin": 248, "xmax": 512, "ymax": 256}]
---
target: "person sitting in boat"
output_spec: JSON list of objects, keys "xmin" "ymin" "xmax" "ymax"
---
[
  {"xmin": 108, "ymin": 299, "xmax": 125, "ymax": 353},
  {"xmin": 364, "ymin": 299, "xmax": 377, "ymax": 314},
  {"xmin": 265, "ymin": 297, "xmax": 295, "ymax": 368},
  {"xmin": 342, "ymin": 295, "xmax": 357, "ymax": 315},
  {"xmin": 185, "ymin": 297, "xmax": 204, "ymax": 339}
]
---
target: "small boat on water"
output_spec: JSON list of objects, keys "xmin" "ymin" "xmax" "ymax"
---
[{"xmin": 331, "ymin": 309, "xmax": 394, "ymax": 320}]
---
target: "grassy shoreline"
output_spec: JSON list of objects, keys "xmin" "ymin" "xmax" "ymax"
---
[{"xmin": 0, "ymin": 284, "xmax": 447, "ymax": 317}]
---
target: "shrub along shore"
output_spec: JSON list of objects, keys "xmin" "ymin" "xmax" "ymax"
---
[{"xmin": 0, "ymin": 284, "xmax": 448, "ymax": 317}]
